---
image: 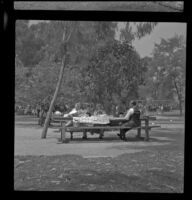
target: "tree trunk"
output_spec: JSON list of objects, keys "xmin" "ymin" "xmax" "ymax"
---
[
  {"xmin": 41, "ymin": 23, "xmax": 74, "ymax": 139},
  {"xmin": 179, "ymin": 98, "xmax": 182, "ymax": 116},
  {"xmin": 173, "ymin": 78, "xmax": 183, "ymax": 116},
  {"xmin": 41, "ymin": 55, "xmax": 67, "ymax": 138}
]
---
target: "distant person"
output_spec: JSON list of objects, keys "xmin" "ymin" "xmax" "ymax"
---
[
  {"xmin": 36, "ymin": 104, "xmax": 41, "ymax": 117},
  {"xmin": 111, "ymin": 105, "xmax": 116, "ymax": 116},
  {"xmin": 54, "ymin": 110, "xmax": 62, "ymax": 115},
  {"xmin": 94, "ymin": 104, "xmax": 106, "ymax": 116},
  {"xmin": 81, "ymin": 103, "xmax": 92, "ymax": 117},
  {"xmin": 60, "ymin": 104, "xmax": 68, "ymax": 114},
  {"xmin": 115, "ymin": 104, "xmax": 125, "ymax": 117},
  {"xmin": 64, "ymin": 103, "xmax": 88, "ymax": 126},
  {"xmin": 64, "ymin": 103, "xmax": 87, "ymax": 118},
  {"xmin": 138, "ymin": 102, "xmax": 144, "ymax": 115},
  {"xmin": 38, "ymin": 102, "xmax": 50, "ymax": 126},
  {"xmin": 90, "ymin": 103, "xmax": 106, "ymax": 139},
  {"xmin": 160, "ymin": 104, "xmax": 164, "ymax": 114},
  {"xmin": 64, "ymin": 103, "xmax": 90, "ymax": 140},
  {"xmin": 117, "ymin": 100, "xmax": 141, "ymax": 141}
]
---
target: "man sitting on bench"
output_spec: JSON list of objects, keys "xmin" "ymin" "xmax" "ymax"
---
[{"xmin": 117, "ymin": 100, "xmax": 141, "ymax": 141}]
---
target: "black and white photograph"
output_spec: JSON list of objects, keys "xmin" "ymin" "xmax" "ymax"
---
[
  {"xmin": 14, "ymin": 19, "xmax": 186, "ymax": 192},
  {"xmin": 3, "ymin": 0, "xmax": 188, "ymax": 194},
  {"xmin": 14, "ymin": 1, "xmax": 184, "ymax": 12}
]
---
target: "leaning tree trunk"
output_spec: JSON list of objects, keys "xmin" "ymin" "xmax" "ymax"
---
[
  {"xmin": 178, "ymin": 96, "xmax": 183, "ymax": 116},
  {"xmin": 173, "ymin": 78, "xmax": 183, "ymax": 116},
  {"xmin": 41, "ymin": 23, "xmax": 74, "ymax": 139},
  {"xmin": 41, "ymin": 56, "xmax": 67, "ymax": 138}
]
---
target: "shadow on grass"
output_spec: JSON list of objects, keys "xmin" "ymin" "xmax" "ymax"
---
[
  {"xmin": 50, "ymin": 135, "xmax": 175, "ymax": 144},
  {"xmin": 14, "ymin": 164, "xmax": 182, "ymax": 192},
  {"xmin": 15, "ymin": 123, "xmax": 41, "ymax": 129},
  {"xmin": 44, "ymin": 126, "xmax": 183, "ymax": 144}
]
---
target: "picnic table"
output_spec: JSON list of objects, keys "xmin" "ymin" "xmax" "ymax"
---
[{"xmin": 51, "ymin": 115, "xmax": 160, "ymax": 143}]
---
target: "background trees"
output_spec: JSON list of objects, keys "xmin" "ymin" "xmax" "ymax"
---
[
  {"xmin": 15, "ymin": 21, "xmax": 186, "ymax": 116},
  {"xmin": 141, "ymin": 35, "xmax": 186, "ymax": 115},
  {"xmin": 80, "ymin": 41, "xmax": 143, "ymax": 113}
]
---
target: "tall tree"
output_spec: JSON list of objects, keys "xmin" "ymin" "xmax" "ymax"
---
[
  {"xmin": 149, "ymin": 34, "xmax": 186, "ymax": 115},
  {"xmin": 41, "ymin": 21, "xmax": 76, "ymax": 139},
  {"xmin": 15, "ymin": 21, "xmax": 158, "ymax": 115},
  {"xmin": 15, "ymin": 21, "xmax": 118, "ymax": 107},
  {"xmin": 80, "ymin": 41, "xmax": 142, "ymax": 113}
]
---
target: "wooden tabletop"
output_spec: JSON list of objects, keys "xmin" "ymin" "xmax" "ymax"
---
[{"xmin": 52, "ymin": 115, "xmax": 156, "ymax": 122}]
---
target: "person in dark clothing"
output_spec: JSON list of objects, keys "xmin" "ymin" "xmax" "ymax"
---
[
  {"xmin": 94, "ymin": 104, "xmax": 106, "ymax": 116},
  {"xmin": 36, "ymin": 104, "xmax": 41, "ymax": 118},
  {"xmin": 117, "ymin": 100, "xmax": 141, "ymax": 141},
  {"xmin": 115, "ymin": 104, "xmax": 125, "ymax": 117},
  {"xmin": 38, "ymin": 102, "xmax": 50, "ymax": 126}
]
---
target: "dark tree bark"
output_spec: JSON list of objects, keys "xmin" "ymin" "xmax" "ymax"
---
[
  {"xmin": 41, "ymin": 23, "xmax": 74, "ymax": 139},
  {"xmin": 173, "ymin": 78, "xmax": 183, "ymax": 116}
]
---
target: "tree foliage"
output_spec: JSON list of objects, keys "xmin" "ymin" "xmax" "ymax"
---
[
  {"xmin": 16, "ymin": 20, "xmax": 45, "ymax": 68},
  {"xmin": 120, "ymin": 22, "xmax": 158, "ymax": 43},
  {"xmin": 15, "ymin": 21, "xmax": 157, "ymax": 110},
  {"xmin": 79, "ymin": 41, "xmax": 143, "ymax": 113},
  {"xmin": 144, "ymin": 34, "xmax": 186, "ymax": 115}
]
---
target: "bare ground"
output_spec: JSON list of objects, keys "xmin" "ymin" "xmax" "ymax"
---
[
  {"xmin": 15, "ymin": 150, "xmax": 183, "ymax": 192},
  {"xmin": 14, "ymin": 115, "xmax": 184, "ymax": 192}
]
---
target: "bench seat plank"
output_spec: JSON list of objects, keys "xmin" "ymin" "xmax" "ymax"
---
[
  {"xmin": 50, "ymin": 115, "xmax": 160, "ymax": 142},
  {"xmin": 65, "ymin": 125, "xmax": 160, "ymax": 132},
  {"xmin": 49, "ymin": 125, "xmax": 160, "ymax": 131}
]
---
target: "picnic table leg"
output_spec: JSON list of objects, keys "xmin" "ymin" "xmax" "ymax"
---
[
  {"xmin": 70, "ymin": 132, "xmax": 73, "ymax": 140},
  {"xmin": 136, "ymin": 127, "xmax": 141, "ymax": 138},
  {"xmin": 82, "ymin": 131, "xmax": 87, "ymax": 139},
  {"xmin": 61, "ymin": 122, "xmax": 66, "ymax": 143},
  {"xmin": 144, "ymin": 118, "xmax": 149, "ymax": 141},
  {"xmin": 99, "ymin": 130, "xmax": 104, "ymax": 139},
  {"xmin": 136, "ymin": 120, "xmax": 141, "ymax": 138}
]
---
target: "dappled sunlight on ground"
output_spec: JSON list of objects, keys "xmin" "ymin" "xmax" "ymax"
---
[{"xmin": 14, "ymin": 115, "xmax": 184, "ymax": 191}]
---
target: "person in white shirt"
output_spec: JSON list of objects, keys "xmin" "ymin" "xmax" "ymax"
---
[
  {"xmin": 117, "ymin": 100, "xmax": 141, "ymax": 141},
  {"xmin": 64, "ymin": 103, "xmax": 89, "ymax": 140},
  {"xmin": 64, "ymin": 103, "xmax": 85, "ymax": 125},
  {"xmin": 64, "ymin": 103, "xmax": 80, "ymax": 117}
]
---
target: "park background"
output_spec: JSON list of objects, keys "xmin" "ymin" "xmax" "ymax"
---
[
  {"xmin": 15, "ymin": 21, "xmax": 186, "ymax": 116},
  {"xmin": 13, "ymin": 3, "xmax": 187, "ymax": 191}
]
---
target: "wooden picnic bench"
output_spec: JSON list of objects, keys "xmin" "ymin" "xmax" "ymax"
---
[{"xmin": 51, "ymin": 115, "xmax": 160, "ymax": 143}]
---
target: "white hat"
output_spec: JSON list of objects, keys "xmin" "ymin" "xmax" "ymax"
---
[{"xmin": 55, "ymin": 111, "xmax": 61, "ymax": 115}]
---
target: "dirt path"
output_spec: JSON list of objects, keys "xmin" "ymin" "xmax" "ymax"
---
[
  {"xmin": 14, "ymin": 116, "xmax": 184, "ymax": 157},
  {"xmin": 14, "ymin": 116, "xmax": 184, "ymax": 192},
  {"xmin": 15, "ymin": 150, "xmax": 184, "ymax": 192}
]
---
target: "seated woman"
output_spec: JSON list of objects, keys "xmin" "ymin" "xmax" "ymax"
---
[
  {"xmin": 64, "ymin": 103, "xmax": 89, "ymax": 140},
  {"xmin": 115, "ymin": 104, "xmax": 126, "ymax": 117},
  {"xmin": 79, "ymin": 103, "xmax": 107, "ymax": 140},
  {"xmin": 92, "ymin": 104, "xmax": 106, "ymax": 139},
  {"xmin": 93, "ymin": 104, "xmax": 106, "ymax": 115},
  {"xmin": 64, "ymin": 103, "xmax": 87, "ymax": 125},
  {"xmin": 117, "ymin": 100, "xmax": 141, "ymax": 141}
]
